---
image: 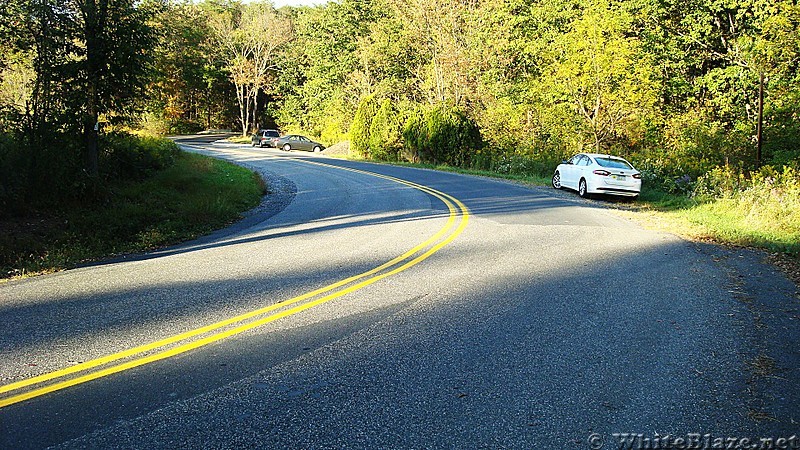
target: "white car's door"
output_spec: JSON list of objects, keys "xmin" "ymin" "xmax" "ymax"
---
[
  {"xmin": 574, "ymin": 155, "xmax": 592, "ymax": 188},
  {"xmin": 561, "ymin": 154, "xmax": 583, "ymax": 189}
]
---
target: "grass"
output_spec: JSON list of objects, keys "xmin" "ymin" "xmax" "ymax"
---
[
  {"xmin": 616, "ymin": 185, "xmax": 800, "ymax": 258},
  {"xmin": 227, "ymin": 135, "xmax": 251, "ymax": 144},
  {"xmin": 0, "ymin": 152, "xmax": 265, "ymax": 279}
]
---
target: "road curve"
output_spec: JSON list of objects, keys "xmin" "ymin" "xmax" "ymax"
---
[{"xmin": 0, "ymin": 138, "xmax": 797, "ymax": 449}]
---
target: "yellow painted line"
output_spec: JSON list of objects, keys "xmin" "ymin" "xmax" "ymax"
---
[
  {"xmin": 0, "ymin": 158, "xmax": 469, "ymax": 408},
  {"xmin": 0, "ymin": 197, "xmax": 455, "ymax": 396},
  {"xmin": 0, "ymin": 169, "xmax": 457, "ymax": 397}
]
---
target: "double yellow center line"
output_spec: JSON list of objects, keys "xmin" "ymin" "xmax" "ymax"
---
[{"xmin": 0, "ymin": 159, "xmax": 469, "ymax": 408}]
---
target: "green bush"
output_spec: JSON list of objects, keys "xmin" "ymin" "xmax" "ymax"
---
[
  {"xmin": 693, "ymin": 165, "xmax": 747, "ymax": 200},
  {"xmin": 764, "ymin": 95, "xmax": 800, "ymax": 167},
  {"xmin": 694, "ymin": 164, "xmax": 800, "ymax": 200},
  {"xmin": 684, "ymin": 165, "xmax": 800, "ymax": 255},
  {"xmin": 0, "ymin": 132, "xmax": 24, "ymax": 216},
  {"xmin": 1, "ymin": 152, "xmax": 265, "ymax": 277},
  {"xmin": 401, "ymin": 108, "xmax": 425, "ymax": 163},
  {"xmin": 402, "ymin": 103, "xmax": 482, "ymax": 167},
  {"xmin": 489, "ymin": 153, "xmax": 562, "ymax": 178},
  {"xmin": 0, "ymin": 129, "xmax": 85, "ymax": 213},
  {"xmin": 168, "ymin": 119, "xmax": 204, "ymax": 135},
  {"xmin": 634, "ymin": 158, "xmax": 698, "ymax": 196},
  {"xmin": 350, "ymin": 94, "xmax": 380, "ymax": 158},
  {"xmin": 368, "ymin": 99, "xmax": 402, "ymax": 161},
  {"xmin": 0, "ymin": 131, "xmax": 181, "ymax": 217},
  {"xmin": 100, "ymin": 133, "xmax": 181, "ymax": 181}
]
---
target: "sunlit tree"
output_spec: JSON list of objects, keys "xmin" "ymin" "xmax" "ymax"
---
[{"xmin": 211, "ymin": 2, "xmax": 292, "ymax": 135}]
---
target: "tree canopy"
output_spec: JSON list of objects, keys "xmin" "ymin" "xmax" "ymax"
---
[{"xmin": 1, "ymin": 0, "xmax": 798, "ymax": 207}]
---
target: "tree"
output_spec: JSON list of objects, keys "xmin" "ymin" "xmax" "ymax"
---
[
  {"xmin": 391, "ymin": 0, "xmax": 478, "ymax": 107},
  {"xmin": 73, "ymin": 0, "xmax": 156, "ymax": 176},
  {"xmin": 211, "ymin": 2, "xmax": 292, "ymax": 136},
  {"xmin": 546, "ymin": 0, "xmax": 658, "ymax": 152},
  {"xmin": 146, "ymin": 1, "xmax": 232, "ymax": 134},
  {"xmin": 402, "ymin": 103, "xmax": 481, "ymax": 166},
  {"xmin": 648, "ymin": 0, "xmax": 800, "ymax": 168},
  {"xmin": 272, "ymin": 0, "xmax": 383, "ymax": 140},
  {"xmin": 368, "ymin": 98, "xmax": 402, "ymax": 161}
]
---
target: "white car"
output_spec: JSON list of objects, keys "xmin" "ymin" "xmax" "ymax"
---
[{"xmin": 552, "ymin": 153, "xmax": 642, "ymax": 199}]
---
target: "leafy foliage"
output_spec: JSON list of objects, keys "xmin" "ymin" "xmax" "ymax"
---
[
  {"xmin": 1, "ymin": 151, "xmax": 264, "ymax": 277},
  {"xmin": 368, "ymin": 99, "xmax": 403, "ymax": 162},
  {"xmin": 350, "ymin": 94, "xmax": 379, "ymax": 158},
  {"xmin": 1, "ymin": 0, "xmax": 799, "ymax": 221},
  {"xmin": 402, "ymin": 103, "xmax": 482, "ymax": 167}
]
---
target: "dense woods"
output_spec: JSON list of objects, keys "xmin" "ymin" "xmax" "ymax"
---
[{"xmin": 1, "ymin": 0, "xmax": 799, "ymax": 212}]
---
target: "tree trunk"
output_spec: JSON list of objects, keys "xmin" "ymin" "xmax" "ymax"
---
[
  {"xmin": 251, "ymin": 86, "xmax": 260, "ymax": 133},
  {"xmin": 81, "ymin": 0, "xmax": 106, "ymax": 178},
  {"xmin": 756, "ymin": 72, "xmax": 764, "ymax": 167},
  {"xmin": 236, "ymin": 83, "xmax": 247, "ymax": 136},
  {"xmin": 83, "ymin": 84, "xmax": 99, "ymax": 177}
]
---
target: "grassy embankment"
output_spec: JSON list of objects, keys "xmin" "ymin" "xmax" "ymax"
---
[
  {"xmin": 626, "ymin": 169, "xmax": 800, "ymax": 257},
  {"xmin": 1, "ymin": 149, "xmax": 265, "ymax": 280}
]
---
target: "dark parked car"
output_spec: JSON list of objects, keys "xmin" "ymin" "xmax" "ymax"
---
[
  {"xmin": 275, "ymin": 135, "xmax": 325, "ymax": 153},
  {"xmin": 251, "ymin": 129, "xmax": 281, "ymax": 148}
]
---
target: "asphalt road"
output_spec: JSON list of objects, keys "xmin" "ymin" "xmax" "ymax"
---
[{"xmin": 1, "ymin": 138, "xmax": 798, "ymax": 449}]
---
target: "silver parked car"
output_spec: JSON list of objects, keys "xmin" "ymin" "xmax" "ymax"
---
[
  {"xmin": 552, "ymin": 153, "xmax": 642, "ymax": 199},
  {"xmin": 275, "ymin": 135, "xmax": 325, "ymax": 153},
  {"xmin": 251, "ymin": 129, "xmax": 281, "ymax": 148}
]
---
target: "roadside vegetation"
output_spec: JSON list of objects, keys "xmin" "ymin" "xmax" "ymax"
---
[
  {"xmin": 0, "ymin": 136, "xmax": 265, "ymax": 278},
  {"xmin": 628, "ymin": 166, "xmax": 800, "ymax": 256},
  {"xmin": 0, "ymin": 0, "xmax": 797, "ymax": 278}
]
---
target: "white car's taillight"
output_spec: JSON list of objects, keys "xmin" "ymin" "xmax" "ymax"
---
[{"xmin": 593, "ymin": 170, "xmax": 610, "ymax": 176}]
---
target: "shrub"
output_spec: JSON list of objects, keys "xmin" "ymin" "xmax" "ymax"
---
[
  {"xmin": 0, "ymin": 129, "xmax": 85, "ymax": 211},
  {"xmin": 350, "ymin": 94, "xmax": 380, "ymax": 158},
  {"xmin": 634, "ymin": 158, "xmax": 698, "ymax": 196},
  {"xmin": 686, "ymin": 165, "xmax": 800, "ymax": 254},
  {"xmin": 168, "ymin": 119, "xmax": 204, "ymax": 135},
  {"xmin": 401, "ymin": 108, "xmax": 425, "ymax": 163},
  {"xmin": 402, "ymin": 103, "xmax": 482, "ymax": 167},
  {"xmin": 694, "ymin": 164, "xmax": 799, "ymax": 198},
  {"xmin": 692, "ymin": 165, "xmax": 747, "ymax": 200},
  {"xmin": 100, "ymin": 133, "xmax": 181, "ymax": 181},
  {"xmin": 763, "ymin": 95, "xmax": 800, "ymax": 167},
  {"xmin": 489, "ymin": 153, "xmax": 562, "ymax": 178},
  {"xmin": 368, "ymin": 99, "xmax": 402, "ymax": 161},
  {"xmin": 0, "ymin": 128, "xmax": 181, "ymax": 218},
  {"xmin": 0, "ymin": 132, "xmax": 24, "ymax": 216}
]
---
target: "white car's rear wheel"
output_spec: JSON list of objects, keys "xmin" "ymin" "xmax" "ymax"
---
[{"xmin": 579, "ymin": 178, "xmax": 589, "ymax": 198}]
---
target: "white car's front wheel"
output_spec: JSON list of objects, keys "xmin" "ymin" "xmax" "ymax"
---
[
  {"xmin": 283, "ymin": 144, "xmax": 291, "ymax": 151},
  {"xmin": 552, "ymin": 171, "xmax": 562, "ymax": 189}
]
